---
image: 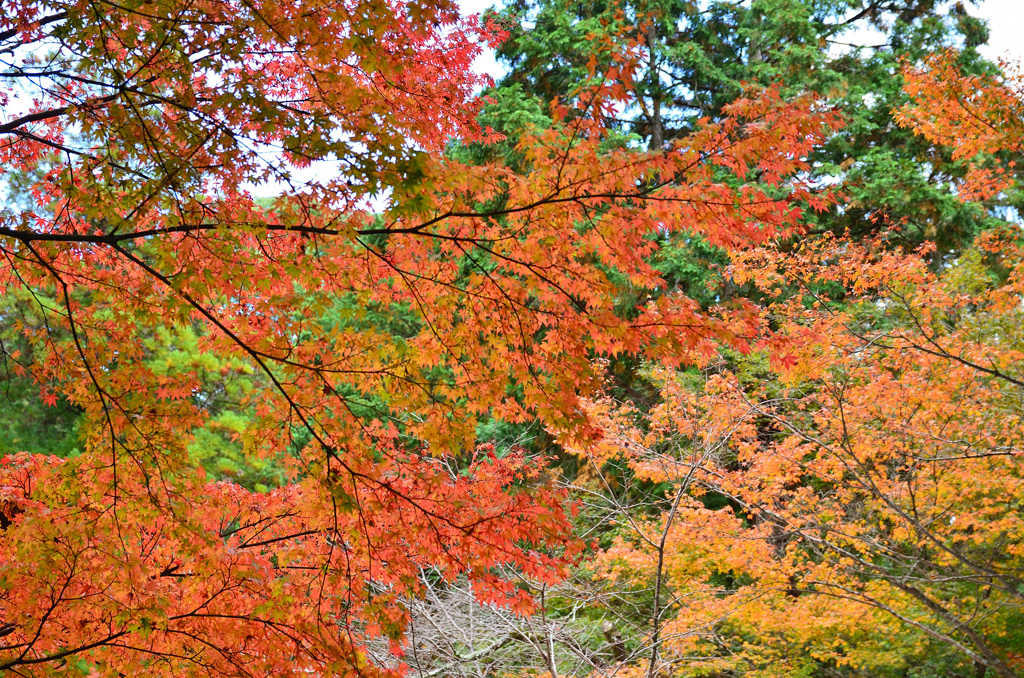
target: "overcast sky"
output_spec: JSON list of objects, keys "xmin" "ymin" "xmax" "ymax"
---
[{"xmin": 977, "ymin": 0, "xmax": 1024, "ymax": 64}]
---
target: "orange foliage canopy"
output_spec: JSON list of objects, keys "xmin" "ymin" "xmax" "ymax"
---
[
  {"xmin": 0, "ymin": 1, "xmax": 839, "ymax": 676},
  {"xmin": 567, "ymin": 232, "xmax": 1024, "ymax": 678},
  {"xmin": 560, "ymin": 52, "xmax": 1024, "ymax": 678},
  {"xmin": 566, "ymin": 229, "xmax": 1024, "ymax": 678},
  {"xmin": 897, "ymin": 50, "xmax": 1024, "ymax": 202}
]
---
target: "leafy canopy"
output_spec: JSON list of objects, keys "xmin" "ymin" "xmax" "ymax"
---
[{"xmin": 0, "ymin": 0, "xmax": 838, "ymax": 676}]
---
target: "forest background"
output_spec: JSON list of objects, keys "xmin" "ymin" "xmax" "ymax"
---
[{"xmin": 2, "ymin": 1, "xmax": 1024, "ymax": 677}]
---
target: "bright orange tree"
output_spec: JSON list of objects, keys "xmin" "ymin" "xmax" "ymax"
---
[
  {"xmin": 0, "ymin": 2, "xmax": 839, "ymax": 676},
  {"xmin": 896, "ymin": 50, "xmax": 1024, "ymax": 203},
  {"xmin": 561, "ymin": 52, "xmax": 1024, "ymax": 677},
  {"xmin": 564, "ymin": 234, "xmax": 1024, "ymax": 678},
  {"xmin": 557, "ymin": 50, "xmax": 1024, "ymax": 678}
]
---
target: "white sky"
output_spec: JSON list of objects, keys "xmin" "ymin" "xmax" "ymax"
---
[
  {"xmin": 460, "ymin": 0, "xmax": 1024, "ymax": 78},
  {"xmin": 976, "ymin": 0, "xmax": 1024, "ymax": 64}
]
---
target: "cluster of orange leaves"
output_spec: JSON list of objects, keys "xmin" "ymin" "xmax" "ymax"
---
[
  {"xmin": 565, "ymin": 231, "xmax": 1024, "ymax": 677},
  {"xmin": 897, "ymin": 50, "xmax": 1024, "ymax": 202},
  {"xmin": 557, "ymin": 55, "xmax": 1024, "ymax": 675}
]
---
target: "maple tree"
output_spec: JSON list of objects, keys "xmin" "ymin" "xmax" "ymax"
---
[
  {"xmin": 0, "ymin": 1, "xmax": 842, "ymax": 676},
  {"xmin": 562, "ymin": 183, "xmax": 1024, "ymax": 678},
  {"xmin": 561, "ymin": 233, "xmax": 1024, "ymax": 678},
  {"xmin": 897, "ymin": 49, "xmax": 1024, "ymax": 205},
  {"xmin": 536, "ymin": 50, "xmax": 1024, "ymax": 678}
]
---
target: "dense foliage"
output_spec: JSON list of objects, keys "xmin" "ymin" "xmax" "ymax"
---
[{"xmin": 1, "ymin": 0, "xmax": 1023, "ymax": 677}]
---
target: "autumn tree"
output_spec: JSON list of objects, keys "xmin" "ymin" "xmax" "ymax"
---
[
  {"xmin": 0, "ymin": 1, "xmax": 840, "ymax": 676},
  {"xmin": 897, "ymin": 48, "xmax": 1024, "ymax": 206},
  {"xmin": 523, "ymin": 45, "xmax": 1024, "ymax": 678},
  {"xmin": 559, "ymin": 55, "xmax": 1024, "ymax": 671}
]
